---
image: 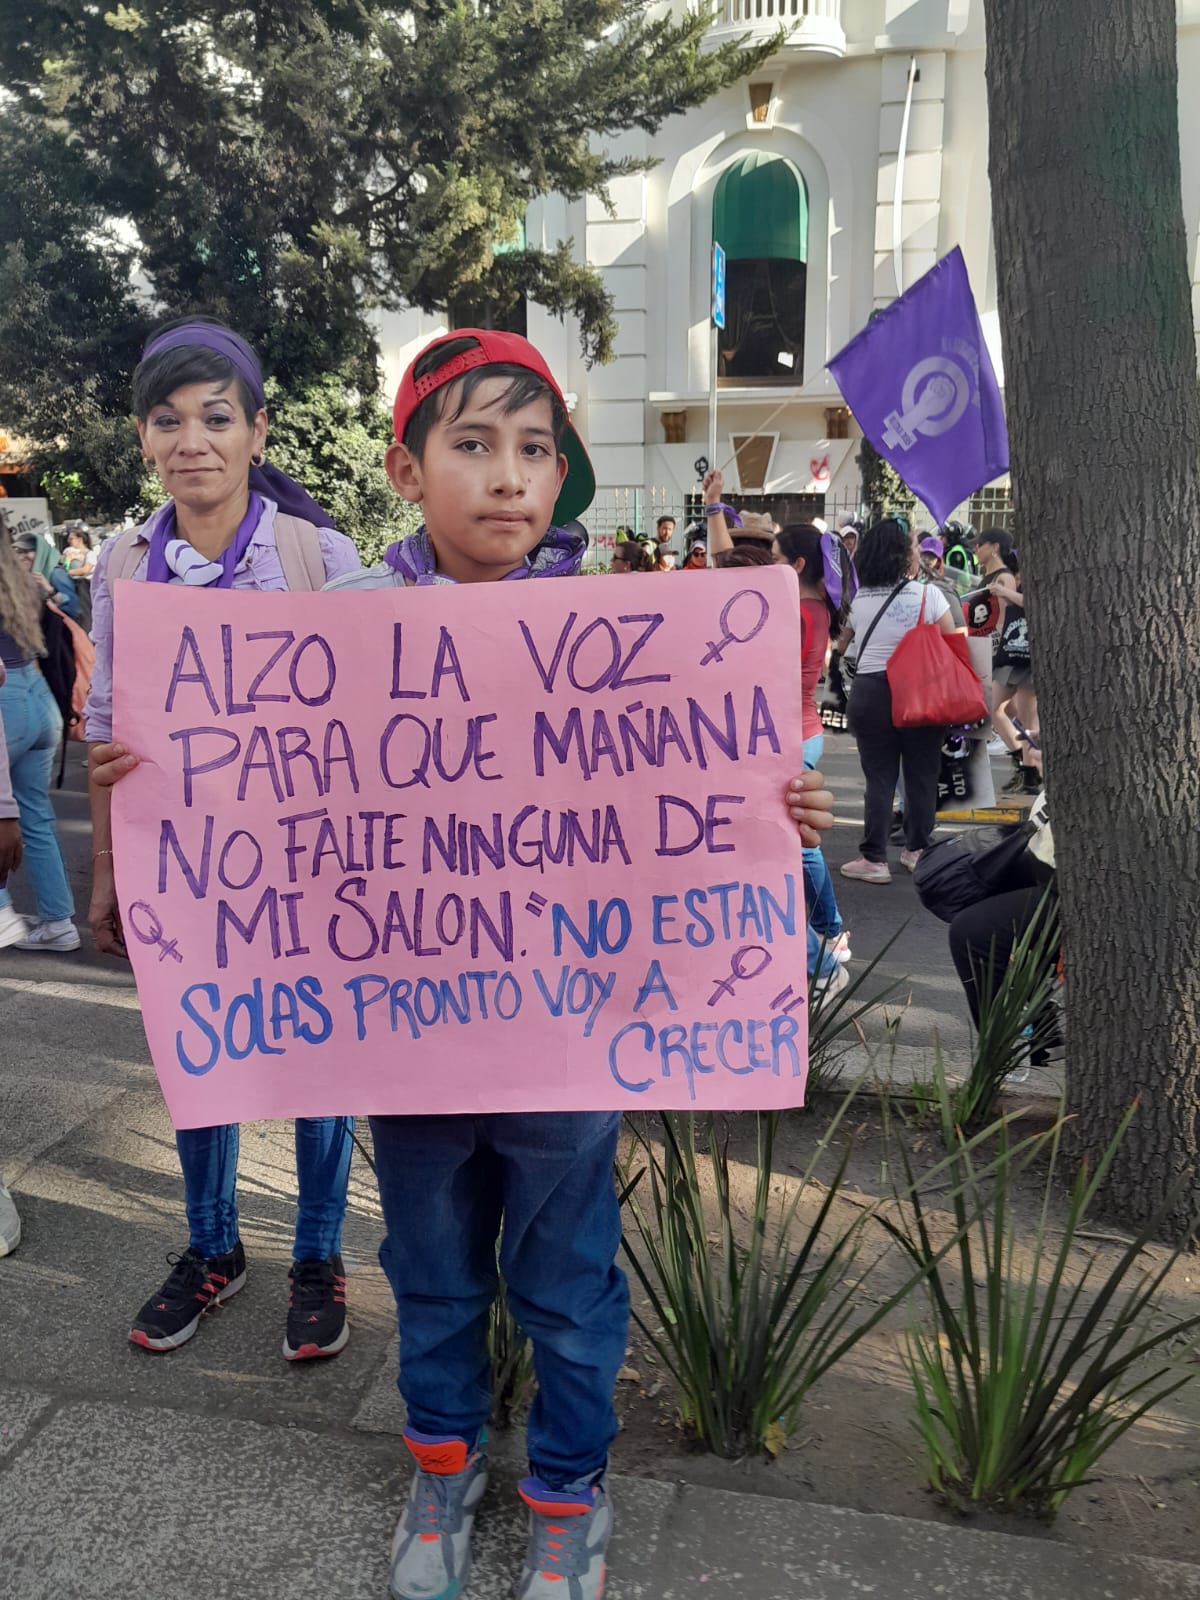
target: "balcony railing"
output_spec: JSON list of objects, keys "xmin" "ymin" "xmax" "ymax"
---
[{"xmin": 712, "ymin": 0, "xmax": 846, "ymax": 57}]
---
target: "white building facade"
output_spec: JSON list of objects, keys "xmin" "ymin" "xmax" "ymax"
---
[{"xmin": 378, "ymin": 0, "xmax": 1200, "ymax": 543}]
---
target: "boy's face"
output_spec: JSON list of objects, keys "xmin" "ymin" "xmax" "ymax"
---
[{"xmin": 386, "ymin": 376, "xmax": 567, "ymax": 584}]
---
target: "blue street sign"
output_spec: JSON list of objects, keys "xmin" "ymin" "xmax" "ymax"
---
[{"xmin": 712, "ymin": 241, "xmax": 726, "ymax": 331}]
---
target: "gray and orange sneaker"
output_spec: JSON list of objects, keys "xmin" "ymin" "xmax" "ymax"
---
[
  {"xmin": 389, "ymin": 1429, "xmax": 489, "ymax": 1600},
  {"xmin": 515, "ymin": 1477, "xmax": 612, "ymax": 1599}
]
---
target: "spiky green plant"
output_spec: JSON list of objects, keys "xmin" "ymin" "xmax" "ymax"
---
[
  {"xmin": 805, "ymin": 927, "xmax": 907, "ymax": 1096},
  {"xmin": 954, "ymin": 889, "xmax": 1060, "ymax": 1128},
  {"xmin": 882, "ymin": 1075, "xmax": 1200, "ymax": 1516},
  {"xmin": 619, "ymin": 1093, "xmax": 1021, "ymax": 1459}
]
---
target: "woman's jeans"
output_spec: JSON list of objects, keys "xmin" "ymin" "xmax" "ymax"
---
[
  {"xmin": 802, "ymin": 733, "xmax": 842, "ymax": 979},
  {"xmin": 368, "ymin": 1110, "xmax": 629, "ymax": 1492},
  {"xmin": 848, "ymin": 672, "xmax": 945, "ymax": 862},
  {"xmin": 177, "ymin": 1118, "xmax": 353, "ymax": 1260},
  {"xmin": 0, "ymin": 664, "xmax": 74, "ymax": 921}
]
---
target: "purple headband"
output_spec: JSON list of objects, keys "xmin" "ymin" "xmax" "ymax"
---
[
  {"xmin": 142, "ymin": 324, "xmax": 267, "ymax": 407},
  {"xmin": 820, "ymin": 530, "xmax": 859, "ymax": 612},
  {"xmin": 140, "ymin": 323, "xmax": 336, "ymax": 529}
]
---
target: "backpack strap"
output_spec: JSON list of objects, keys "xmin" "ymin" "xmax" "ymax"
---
[
  {"xmin": 105, "ymin": 526, "xmax": 150, "ymax": 584},
  {"xmin": 274, "ymin": 514, "xmax": 328, "ymax": 592}
]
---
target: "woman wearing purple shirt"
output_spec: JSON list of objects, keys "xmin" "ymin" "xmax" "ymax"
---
[{"xmin": 85, "ymin": 318, "xmax": 362, "ymax": 1362}]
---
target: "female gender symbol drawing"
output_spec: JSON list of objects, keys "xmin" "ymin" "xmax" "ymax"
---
[
  {"xmin": 127, "ymin": 901, "xmax": 183, "ymax": 964},
  {"xmin": 700, "ymin": 589, "xmax": 770, "ymax": 667}
]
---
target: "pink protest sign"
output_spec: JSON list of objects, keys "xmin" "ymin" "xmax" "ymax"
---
[{"xmin": 111, "ymin": 567, "xmax": 810, "ymax": 1128}]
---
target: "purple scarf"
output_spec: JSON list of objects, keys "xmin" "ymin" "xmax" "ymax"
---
[
  {"xmin": 382, "ymin": 524, "xmax": 587, "ymax": 585},
  {"xmin": 820, "ymin": 530, "xmax": 859, "ymax": 612},
  {"xmin": 140, "ymin": 324, "xmax": 336, "ymax": 529},
  {"xmin": 144, "ymin": 494, "xmax": 264, "ymax": 588}
]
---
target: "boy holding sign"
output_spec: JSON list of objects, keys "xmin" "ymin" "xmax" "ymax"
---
[{"xmin": 329, "ymin": 331, "xmax": 833, "ymax": 1600}]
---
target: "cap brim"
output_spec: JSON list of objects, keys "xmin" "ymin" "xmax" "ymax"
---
[{"xmin": 554, "ymin": 423, "xmax": 596, "ymax": 525}]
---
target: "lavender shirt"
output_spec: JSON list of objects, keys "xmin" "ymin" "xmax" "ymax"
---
[{"xmin": 84, "ymin": 497, "xmax": 362, "ymax": 743}]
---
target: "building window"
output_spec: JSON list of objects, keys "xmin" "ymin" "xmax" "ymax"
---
[
  {"xmin": 713, "ymin": 152, "xmax": 808, "ymax": 383},
  {"xmin": 449, "ymin": 216, "xmax": 529, "ymax": 337}
]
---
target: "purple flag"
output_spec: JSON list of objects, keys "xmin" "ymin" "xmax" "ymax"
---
[{"xmin": 827, "ymin": 247, "xmax": 1008, "ymax": 524}]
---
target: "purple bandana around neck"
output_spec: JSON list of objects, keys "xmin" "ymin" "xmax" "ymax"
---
[
  {"xmin": 820, "ymin": 530, "xmax": 858, "ymax": 612},
  {"xmin": 144, "ymin": 493, "xmax": 264, "ymax": 588},
  {"xmin": 382, "ymin": 524, "xmax": 587, "ymax": 585}
]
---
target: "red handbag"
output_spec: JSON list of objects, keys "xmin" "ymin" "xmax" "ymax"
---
[{"xmin": 887, "ymin": 591, "xmax": 988, "ymax": 728}]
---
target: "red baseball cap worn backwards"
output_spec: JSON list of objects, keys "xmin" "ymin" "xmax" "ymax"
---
[{"xmin": 392, "ymin": 328, "xmax": 596, "ymax": 526}]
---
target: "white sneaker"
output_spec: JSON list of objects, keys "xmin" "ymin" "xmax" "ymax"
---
[
  {"xmin": 840, "ymin": 857, "xmax": 891, "ymax": 884},
  {"xmin": 0, "ymin": 905, "xmax": 29, "ymax": 950},
  {"xmin": 831, "ymin": 931, "xmax": 852, "ymax": 964},
  {"xmin": 0, "ymin": 1180, "xmax": 20, "ymax": 1256},
  {"xmin": 986, "ymin": 736, "xmax": 1007, "ymax": 756},
  {"xmin": 900, "ymin": 849, "xmax": 924, "ymax": 873},
  {"xmin": 810, "ymin": 964, "xmax": 850, "ymax": 1002},
  {"xmin": 15, "ymin": 918, "xmax": 81, "ymax": 953}
]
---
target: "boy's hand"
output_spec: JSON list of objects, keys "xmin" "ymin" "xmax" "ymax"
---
[
  {"xmin": 786, "ymin": 771, "xmax": 834, "ymax": 848},
  {"xmin": 0, "ymin": 818, "xmax": 22, "ymax": 877},
  {"xmin": 702, "ymin": 468, "xmax": 723, "ymax": 504},
  {"xmin": 89, "ymin": 743, "xmax": 140, "ymax": 787}
]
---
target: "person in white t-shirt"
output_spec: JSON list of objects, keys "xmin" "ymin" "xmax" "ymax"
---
[{"xmin": 839, "ymin": 517, "xmax": 960, "ymax": 883}]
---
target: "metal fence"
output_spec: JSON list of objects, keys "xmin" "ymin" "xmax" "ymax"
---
[{"xmin": 577, "ymin": 485, "xmax": 870, "ymax": 570}]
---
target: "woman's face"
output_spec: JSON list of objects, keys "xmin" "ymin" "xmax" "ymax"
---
[
  {"xmin": 610, "ymin": 555, "xmax": 631, "ymax": 575},
  {"xmin": 137, "ymin": 380, "xmax": 267, "ymax": 515}
]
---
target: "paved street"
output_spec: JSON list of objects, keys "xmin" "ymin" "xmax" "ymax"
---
[{"xmin": 1, "ymin": 742, "xmax": 1162, "ymax": 1600}]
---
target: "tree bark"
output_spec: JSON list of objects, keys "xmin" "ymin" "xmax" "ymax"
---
[{"xmin": 982, "ymin": 0, "xmax": 1200, "ymax": 1235}]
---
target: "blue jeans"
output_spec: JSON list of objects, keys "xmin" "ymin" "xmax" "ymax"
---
[
  {"xmin": 177, "ymin": 1118, "xmax": 353, "ymax": 1260},
  {"xmin": 368, "ymin": 1111, "xmax": 629, "ymax": 1491},
  {"xmin": 802, "ymin": 733, "xmax": 841, "ymax": 977},
  {"xmin": 0, "ymin": 664, "xmax": 73, "ymax": 921}
]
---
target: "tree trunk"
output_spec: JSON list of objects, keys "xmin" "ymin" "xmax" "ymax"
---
[{"xmin": 982, "ymin": 0, "xmax": 1200, "ymax": 1234}]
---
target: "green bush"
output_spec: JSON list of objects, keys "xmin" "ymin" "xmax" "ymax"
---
[
  {"xmin": 619, "ymin": 1095, "xmax": 972, "ymax": 1460},
  {"xmin": 262, "ymin": 375, "xmax": 420, "ymax": 563},
  {"xmin": 882, "ymin": 1077, "xmax": 1200, "ymax": 1516}
]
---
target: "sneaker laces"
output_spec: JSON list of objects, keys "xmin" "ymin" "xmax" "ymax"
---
[
  {"xmin": 409, "ymin": 1467, "xmax": 463, "ymax": 1536},
  {"xmin": 289, "ymin": 1257, "xmax": 334, "ymax": 1313},
  {"xmin": 527, "ymin": 1504, "xmax": 589, "ymax": 1578},
  {"xmin": 151, "ymin": 1248, "xmax": 209, "ymax": 1309}
]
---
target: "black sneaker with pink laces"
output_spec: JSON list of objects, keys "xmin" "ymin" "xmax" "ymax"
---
[
  {"xmin": 129, "ymin": 1241, "xmax": 247, "ymax": 1352},
  {"xmin": 283, "ymin": 1254, "xmax": 349, "ymax": 1361}
]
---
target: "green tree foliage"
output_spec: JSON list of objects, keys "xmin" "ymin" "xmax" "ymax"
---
[
  {"xmin": 857, "ymin": 438, "xmax": 916, "ymax": 525},
  {"xmin": 262, "ymin": 377, "xmax": 420, "ymax": 561},
  {"xmin": 0, "ymin": 2, "xmax": 770, "ymax": 515}
]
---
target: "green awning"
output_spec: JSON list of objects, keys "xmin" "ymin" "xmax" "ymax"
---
[{"xmin": 713, "ymin": 152, "xmax": 808, "ymax": 264}]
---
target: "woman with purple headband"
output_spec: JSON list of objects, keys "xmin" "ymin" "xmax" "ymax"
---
[{"xmin": 84, "ymin": 316, "xmax": 363, "ymax": 1362}]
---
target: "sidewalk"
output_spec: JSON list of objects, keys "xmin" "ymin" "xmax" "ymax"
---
[{"xmin": 0, "ymin": 749, "xmax": 1157, "ymax": 1600}]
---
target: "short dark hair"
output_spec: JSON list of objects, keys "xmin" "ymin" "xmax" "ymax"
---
[
  {"xmin": 131, "ymin": 315, "xmax": 260, "ymax": 422},
  {"xmin": 776, "ymin": 522, "xmax": 852, "ymax": 626},
  {"xmin": 656, "ymin": 514, "xmax": 675, "ymax": 528},
  {"xmin": 614, "ymin": 540, "xmax": 654, "ymax": 572},
  {"xmin": 402, "ymin": 334, "xmax": 569, "ymax": 463},
  {"xmin": 715, "ymin": 546, "xmax": 773, "ymax": 568},
  {"xmin": 978, "ymin": 526, "xmax": 1014, "ymax": 559},
  {"xmin": 855, "ymin": 517, "xmax": 914, "ymax": 588}
]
